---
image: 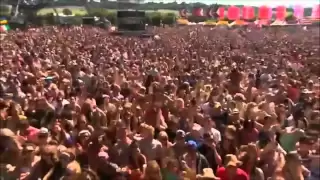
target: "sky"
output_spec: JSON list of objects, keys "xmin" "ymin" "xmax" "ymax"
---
[{"xmin": 144, "ymin": 0, "xmax": 319, "ymax": 7}]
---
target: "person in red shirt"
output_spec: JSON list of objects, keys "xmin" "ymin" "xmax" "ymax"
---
[{"xmin": 216, "ymin": 154, "xmax": 249, "ymax": 180}]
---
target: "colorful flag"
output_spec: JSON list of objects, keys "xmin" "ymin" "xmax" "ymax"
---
[
  {"xmin": 227, "ymin": 6, "xmax": 240, "ymax": 20},
  {"xmin": 276, "ymin": 6, "xmax": 287, "ymax": 20},
  {"xmin": 193, "ymin": 8, "xmax": 204, "ymax": 16},
  {"xmin": 293, "ymin": 5, "xmax": 304, "ymax": 19},
  {"xmin": 259, "ymin": 5, "xmax": 272, "ymax": 20},
  {"xmin": 311, "ymin": 4, "xmax": 320, "ymax": 19},
  {"xmin": 217, "ymin": 7, "xmax": 225, "ymax": 19},
  {"xmin": 242, "ymin": 6, "xmax": 255, "ymax": 20},
  {"xmin": 0, "ymin": 25, "xmax": 10, "ymax": 32}
]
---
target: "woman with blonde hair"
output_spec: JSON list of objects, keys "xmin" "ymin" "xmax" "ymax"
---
[
  {"xmin": 142, "ymin": 160, "xmax": 162, "ymax": 180},
  {"xmin": 58, "ymin": 160, "xmax": 82, "ymax": 180}
]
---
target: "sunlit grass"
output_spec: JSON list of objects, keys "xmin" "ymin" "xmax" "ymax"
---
[{"xmin": 36, "ymin": 6, "xmax": 88, "ymax": 16}]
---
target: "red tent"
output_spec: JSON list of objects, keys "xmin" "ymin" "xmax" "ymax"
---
[
  {"xmin": 276, "ymin": 6, "xmax": 287, "ymax": 20},
  {"xmin": 259, "ymin": 5, "xmax": 271, "ymax": 20},
  {"xmin": 242, "ymin": 6, "xmax": 255, "ymax": 20},
  {"xmin": 227, "ymin": 6, "xmax": 240, "ymax": 20},
  {"xmin": 217, "ymin": 7, "xmax": 225, "ymax": 19}
]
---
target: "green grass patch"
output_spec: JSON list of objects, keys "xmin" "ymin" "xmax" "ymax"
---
[{"xmin": 37, "ymin": 7, "xmax": 179, "ymax": 16}]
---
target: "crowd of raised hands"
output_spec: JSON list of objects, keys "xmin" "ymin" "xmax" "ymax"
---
[{"xmin": 0, "ymin": 25, "xmax": 319, "ymax": 180}]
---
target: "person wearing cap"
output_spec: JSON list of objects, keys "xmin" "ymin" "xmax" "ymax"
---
[
  {"xmin": 37, "ymin": 127, "xmax": 50, "ymax": 145},
  {"xmin": 216, "ymin": 154, "xmax": 249, "ymax": 180},
  {"xmin": 172, "ymin": 129, "xmax": 187, "ymax": 159},
  {"xmin": 95, "ymin": 151, "xmax": 120, "ymax": 179},
  {"xmin": 180, "ymin": 140, "xmax": 210, "ymax": 174},
  {"xmin": 228, "ymin": 108, "xmax": 242, "ymax": 129}
]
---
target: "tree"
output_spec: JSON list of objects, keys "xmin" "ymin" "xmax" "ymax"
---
[
  {"xmin": 150, "ymin": 12, "xmax": 162, "ymax": 26},
  {"xmin": 285, "ymin": 14, "xmax": 296, "ymax": 22},
  {"xmin": 162, "ymin": 12, "xmax": 176, "ymax": 25},
  {"xmin": 62, "ymin": 8, "xmax": 72, "ymax": 16}
]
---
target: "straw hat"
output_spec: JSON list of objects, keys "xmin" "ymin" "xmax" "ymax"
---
[
  {"xmin": 196, "ymin": 168, "xmax": 220, "ymax": 179},
  {"xmin": 225, "ymin": 154, "xmax": 242, "ymax": 167},
  {"xmin": 181, "ymin": 168, "xmax": 196, "ymax": 180}
]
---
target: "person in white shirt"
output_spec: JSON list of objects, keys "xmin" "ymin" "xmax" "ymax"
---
[{"xmin": 199, "ymin": 115, "xmax": 221, "ymax": 143}]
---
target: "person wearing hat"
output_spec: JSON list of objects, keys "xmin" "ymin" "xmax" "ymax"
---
[
  {"xmin": 228, "ymin": 108, "xmax": 242, "ymax": 129},
  {"xmin": 172, "ymin": 130, "xmax": 187, "ymax": 159},
  {"xmin": 216, "ymin": 154, "xmax": 249, "ymax": 180},
  {"xmin": 37, "ymin": 127, "xmax": 50, "ymax": 146},
  {"xmin": 196, "ymin": 168, "xmax": 220, "ymax": 180},
  {"xmin": 180, "ymin": 140, "xmax": 210, "ymax": 174}
]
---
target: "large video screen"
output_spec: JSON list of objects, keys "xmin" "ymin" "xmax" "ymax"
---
[{"xmin": 117, "ymin": 10, "xmax": 146, "ymax": 31}]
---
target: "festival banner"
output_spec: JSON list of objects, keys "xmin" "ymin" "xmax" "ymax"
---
[
  {"xmin": 258, "ymin": 5, "xmax": 272, "ymax": 20},
  {"xmin": 293, "ymin": 5, "xmax": 304, "ymax": 19},
  {"xmin": 193, "ymin": 8, "xmax": 204, "ymax": 16},
  {"xmin": 227, "ymin": 6, "xmax": 240, "ymax": 20},
  {"xmin": 242, "ymin": 6, "xmax": 255, "ymax": 20},
  {"xmin": 311, "ymin": 4, "xmax": 320, "ymax": 19},
  {"xmin": 276, "ymin": 6, "xmax": 287, "ymax": 20},
  {"xmin": 217, "ymin": 7, "xmax": 225, "ymax": 19}
]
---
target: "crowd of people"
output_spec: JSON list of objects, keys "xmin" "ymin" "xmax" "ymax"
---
[{"xmin": 0, "ymin": 25, "xmax": 319, "ymax": 180}]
